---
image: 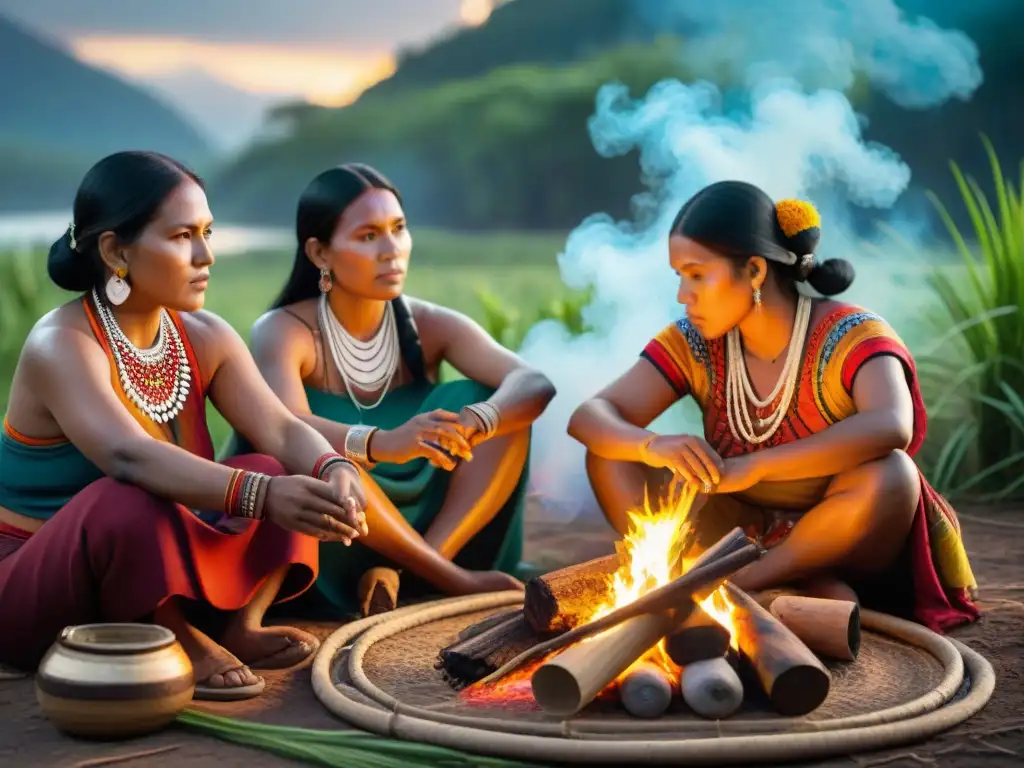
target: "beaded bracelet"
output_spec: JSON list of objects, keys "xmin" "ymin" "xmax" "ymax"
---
[
  {"xmin": 463, "ymin": 401, "xmax": 500, "ymax": 438},
  {"xmin": 344, "ymin": 425, "xmax": 379, "ymax": 468},
  {"xmin": 312, "ymin": 451, "xmax": 358, "ymax": 480},
  {"xmin": 224, "ymin": 470, "xmax": 271, "ymax": 520}
]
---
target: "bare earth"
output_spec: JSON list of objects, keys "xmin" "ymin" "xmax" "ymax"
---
[{"xmin": 2, "ymin": 497, "xmax": 1022, "ymax": 768}]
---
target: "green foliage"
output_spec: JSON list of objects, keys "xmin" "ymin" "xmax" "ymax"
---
[
  {"xmin": 179, "ymin": 709, "xmax": 539, "ymax": 768},
  {"xmin": 0, "ymin": 250, "xmax": 47, "ymax": 408},
  {"xmin": 918, "ymin": 137, "xmax": 1024, "ymax": 499},
  {"xmin": 475, "ymin": 285, "xmax": 592, "ymax": 352}
]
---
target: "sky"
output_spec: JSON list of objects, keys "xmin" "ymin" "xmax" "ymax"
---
[{"xmin": 0, "ymin": 0, "xmax": 500, "ymax": 149}]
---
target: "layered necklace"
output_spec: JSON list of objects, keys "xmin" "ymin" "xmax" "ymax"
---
[
  {"xmin": 725, "ymin": 294, "xmax": 812, "ymax": 445},
  {"xmin": 90, "ymin": 289, "xmax": 190, "ymax": 424},
  {"xmin": 318, "ymin": 293, "xmax": 399, "ymax": 413}
]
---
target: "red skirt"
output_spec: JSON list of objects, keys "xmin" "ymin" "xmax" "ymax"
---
[{"xmin": 0, "ymin": 454, "xmax": 318, "ymax": 670}]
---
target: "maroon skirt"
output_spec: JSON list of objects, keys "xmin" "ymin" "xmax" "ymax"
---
[{"xmin": 0, "ymin": 454, "xmax": 318, "ymax": 670}]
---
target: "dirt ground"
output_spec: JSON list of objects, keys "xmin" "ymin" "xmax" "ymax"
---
[{"xmin": 1, "ymin": 497, "xmax": 1022, "ymax": 768}]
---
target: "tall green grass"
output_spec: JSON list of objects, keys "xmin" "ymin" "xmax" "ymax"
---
[{"xmin": 918, "ymin": 137, "xmax": 1024, "ymax": 499}]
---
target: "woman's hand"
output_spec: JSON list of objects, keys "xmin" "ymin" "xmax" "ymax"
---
[
  {"xmin": 714, "ymin": 454, "xmax": 765, "ymax": 495},
  {"xmin": 322, "ymin": 461, "xmax": 369, "ymax": 537},
  {"xmin": 641, "ymin": 434, "xmax": 724, "ymax": 490},
  {"xmin": 370, "ymin": 410, "xmax": 474, "ymax": 470},
  {"xmin": 261, "ymin": 474, "xmax": 364, "ymax": 544},
  {"xmin": 456, "ymin": 407, "xmax": 491, "ymax": 448}
]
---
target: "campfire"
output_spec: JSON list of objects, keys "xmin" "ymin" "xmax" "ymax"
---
[{"xmin": 437, "ymin": 489, "xmax": 862, "ymax": 720}]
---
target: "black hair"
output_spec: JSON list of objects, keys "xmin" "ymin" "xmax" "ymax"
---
[
  {"xmin": 669, "ymin": 180, "xmax": 855, "ymax": 297},
  {"xmin": 46, "ymin": 151, "xmax": 203, "ymax": 292},
  {"xmin": 269, "ymin": 163, "xmax": 402, "ymax": 309}
]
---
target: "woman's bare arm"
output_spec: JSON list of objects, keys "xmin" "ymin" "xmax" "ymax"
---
[
  {"xmin": 422, "ymin": 303, "xmax": 555, "ymax": 435},
  {"xmin": 567, "ymin": 360, "xmax": 681, "ymax": 461},
  {"xmin": 196, "ymin": 311, "xmax": 341, "ymax": 475},
  {"xmin": 750, "ymin": 356, "xmax": 915, "ymax": 482},
  {"xmin": 27, "ymin": 323, "xmax": 241, "ymax": 512}
]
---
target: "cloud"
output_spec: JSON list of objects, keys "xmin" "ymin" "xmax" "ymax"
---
[{"xmin": 0, "ymin": 0, "xmax": 467, "ymax": 48}]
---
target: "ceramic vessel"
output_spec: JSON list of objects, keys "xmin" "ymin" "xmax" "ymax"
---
[{"xmin": 35, "ymin": 623, "xmax": 194, "ymax": 738}]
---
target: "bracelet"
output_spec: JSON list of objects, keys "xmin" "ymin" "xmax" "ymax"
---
[
  {"xmin": 463, "ymin": 402, "xmax": 500, "ymax": 438},
  {"xmin": 312, "ymin": 451, "xmax": 358, "ymax": 480},
  {"xmin": 226, "ymin": 471, "xmax": 271, "ymax": 520},
  {"xmin": 223, "ymin": 469, "xmax": 245, "ymax": 518},
  {"xmin": 345, "ymin": 425, "xmax": 379, "ymax": 468}
]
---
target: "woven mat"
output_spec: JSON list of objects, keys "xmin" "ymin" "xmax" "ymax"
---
[{"xmin": 341, "ymin": 608, "xmax": 947, "ymax": 729}]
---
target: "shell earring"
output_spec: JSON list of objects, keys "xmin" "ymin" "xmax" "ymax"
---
[
  {"xmin": 319, "ymin": 268, "xmax": 332, "ymax": 293},
  {"xmin": 105, "ymin": 266, "xmax": 131, "ymax": 306},
  {"xmin": 753, "ymin": 285, "xmax": 762, "ymax": 309}
]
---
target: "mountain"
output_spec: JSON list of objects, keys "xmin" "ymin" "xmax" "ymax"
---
[{"xmin": 0, "ymin": 15, "xmax": 210, "ymax": 167}]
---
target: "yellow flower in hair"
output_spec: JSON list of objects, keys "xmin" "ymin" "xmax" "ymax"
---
[{"xmin": 775, "ymin": 198, "xmax": 821, "ymax": 238}]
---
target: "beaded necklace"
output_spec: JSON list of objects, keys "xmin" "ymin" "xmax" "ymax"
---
[{"xmin": 90, "ymin": 289, "xmax": 190, "ymax": 423}]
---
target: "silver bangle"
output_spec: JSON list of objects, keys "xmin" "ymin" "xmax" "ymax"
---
[
  {"xmin": 345, "ymin": 425, "xmax": 378, "ymax": 467},
  {"xmin": 464, "ymin": 402, "xmax": 500, "ymax": 437}
]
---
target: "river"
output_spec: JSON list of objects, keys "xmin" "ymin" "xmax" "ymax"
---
[{"xmin": 0, "ymin": 211, "xmax": 293, "ymax": 256}]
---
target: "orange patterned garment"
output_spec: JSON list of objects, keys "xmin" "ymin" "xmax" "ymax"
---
[{"xmin": 641, "ymin": 301, "xmax": 979, "ymax": 632}]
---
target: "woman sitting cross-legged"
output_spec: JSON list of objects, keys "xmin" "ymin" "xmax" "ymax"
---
[
  {"xmin": 568, "ymin": 180, "xmax": 979, "ymax": 633},
  {"xmin": 0, "ymin": 151, "xmax": 368, "ymax": 699},
  {"xmin": 233, "ymin": 163, "xmax": 555, "ymax": 617}
]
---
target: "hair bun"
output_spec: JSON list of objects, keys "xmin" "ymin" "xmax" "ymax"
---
[
  {"xmin": 47, "ymin": 231, "xmax": 95, "ymax": 291},
  {"xmin": 806, "ymin": 257, "xmax": 855, "ymax": 296}
]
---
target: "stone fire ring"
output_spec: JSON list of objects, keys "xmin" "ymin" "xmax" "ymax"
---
[{"xmin": 311, "ymin": 591, "xmax": 995, "ymax": 765}]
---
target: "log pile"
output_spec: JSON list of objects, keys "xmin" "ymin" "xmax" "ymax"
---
[{"xmin": 436, "ymin": 526, "xmax": 863, "ymax": 720}]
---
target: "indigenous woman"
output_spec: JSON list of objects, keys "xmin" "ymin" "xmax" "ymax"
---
[
  {"xmin": 568, "ymin": 180, "xmax": 978, "ymax": 633},
  {"xmin": 0, "ymin": 152, "xmax": 368, "ymax": 699},
  {"xmin": 238, "ymin": 163, "xmax": 555, "ymax": 616}
]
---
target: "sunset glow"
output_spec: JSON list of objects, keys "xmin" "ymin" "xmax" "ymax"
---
[
  {"xmin": 71, "ymin": 35, "xmax": 396, "ymax": 106},
  {"xmin": 460, "ymin": 0, "xmax": 495, "ymax": 27}
]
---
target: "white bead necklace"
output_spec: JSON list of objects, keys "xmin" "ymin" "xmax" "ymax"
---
[
  {"xmin": 318, "ymin": 293, "xmax": 399, "ymax": 412},
  {"xmin": 725, "ymin": 294, "xmax": 812, "ymax": 445},
  {"xmin": 90, "ymin": 289, "xmax": 190, "ymax": 424}
]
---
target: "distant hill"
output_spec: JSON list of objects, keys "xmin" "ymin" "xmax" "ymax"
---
[{"xmin": 0, "ymin": 15, "xmax": 211, "ymax": 210}]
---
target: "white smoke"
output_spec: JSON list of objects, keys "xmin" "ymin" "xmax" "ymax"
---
[{"xmin": 519, "ymin": 0, "xmax": 984, "ymax": 520}]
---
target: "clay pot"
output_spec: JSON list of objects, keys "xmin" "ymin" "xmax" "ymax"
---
[{"xmin": 35, "ymin": 623, "xmax": 194, "ymax": 739}]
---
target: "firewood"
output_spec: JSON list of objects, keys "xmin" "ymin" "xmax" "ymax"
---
[
  {"xmin": 619, "ymin": 661, "xmax": 673, "ymax": 719},
  {"xmin": 436, "ymin": 613, "xmax": 540, "ymax": 687},
  {"xmin": 531, "ymin": 612, "xmax": 678, "ymax": 716},
  {"xmin": 723, "ymin": 583, "xmax": 831, "ymax": 716},
  {"xmin": 681, "ymin": 656, "xmax": 743, "ymax": 719},
  {"xmin": 770, "ymin": 596, "xmax": 861, "ymax": 661},
  {"xmin": 454, "ymin": 608, "xmax": 524, "ymax": 643},
  {"xmin": 482, "ymin": 538, "xmax": 761, "ymax": 687},
  {"xmin": 522, "ymin": 553, "xmax": 621, "ymax": 634},
  {"xmin": 664, "ymin": 604, "xmax": 731, "ymax": 666}
]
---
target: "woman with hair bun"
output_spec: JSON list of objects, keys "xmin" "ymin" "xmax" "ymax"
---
[
  {"xmin": 568, "ymin": 180, "xmax": 979, "ymax": 633},
  {"xmin": 0, "ymin": 151, "xmax": 369, "ymax": 698}
]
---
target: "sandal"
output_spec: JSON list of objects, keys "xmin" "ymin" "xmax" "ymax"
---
[
  {"xmin": 358, "ymin": 567, "xmax": 400, "ymax": 617},
  {"xmin": 192, "ymin": 665, "xmax": 266, "ymax": 701}
]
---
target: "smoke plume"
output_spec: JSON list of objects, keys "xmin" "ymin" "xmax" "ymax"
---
[{"xmin": 519, "ymin": 0, "xmax": 984, "ymax": 519}]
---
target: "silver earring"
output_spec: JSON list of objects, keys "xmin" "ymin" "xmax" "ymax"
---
[
  {"xmin": 105, "ymin": 267, "xmax": 131, "ymax": 305},
  {"xmin": 319, "ymin": 268, "xmax": 332, "ymax": 293},
  {"xmin": 753, "ymin": 286, "xmax": 762, "ymax": 308}
]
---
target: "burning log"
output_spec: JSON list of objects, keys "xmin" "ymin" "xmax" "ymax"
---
[
  {"xmin": 436, "ymin": 613, "xmax": 541, "ymax": 687},
  {"xmin": 770, "ymin": 596, "xmax": 861, "ymax": 661},
  {"xmin": 723, "ymin": 583, "xmax": 831, "ymax": 716},
  {"xmin": 664, "ymin": 605, "xmax": 731, "ymax": 666},
  {"xmin": 523, "ymin": 554, "xmax": 621, "ymax": 634},
  {"xmin": 619, "ymin": 662, "xmax": 673, "ymax": 719},
  {"xmin": 531, "ymin": 611, "xmax": 678, "ymax": 717},
  {"xmin": 681, "ymin": 657, "xmax": 743, "ymax": 719},
  {"xmin": 454, "ymin": 608, "xmax": 524, "ymax": 643},
  {"xmin": 478, "ymin": 537, "xmax": 762, "ymax": 687}
]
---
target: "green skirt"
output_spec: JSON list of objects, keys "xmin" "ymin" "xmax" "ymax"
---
[{"xmin": 227, "ymin": 378, "xmax": 528, "ymax": 616}]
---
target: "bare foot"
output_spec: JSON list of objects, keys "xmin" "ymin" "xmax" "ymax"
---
[
  {"xmin": 154, "ymin": 605, "xmax": 262, "ymax": 693},
  {"xmin": 220, "ymin": 622, "xmax": 319, "ymax": 670},
  {"xmin": 452, "ymin": 569, "xmax": 524, "ymax": 596}
]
